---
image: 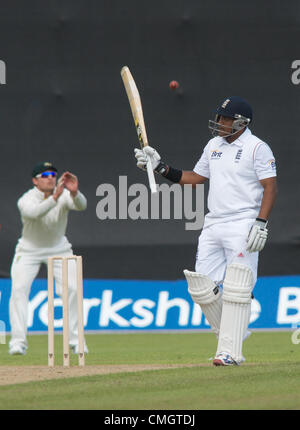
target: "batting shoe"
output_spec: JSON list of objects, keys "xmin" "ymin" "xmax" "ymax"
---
[
  {"xmin": 9, "ymin": 344, "xmax": 27, "ymax": 356},
  {"xmin": 213, "ymin": 352, "xmax": 238, "ymax": 366},
  {"xmin": 70, "ymin": 344, "xmax": 89, "ymax": 354}
]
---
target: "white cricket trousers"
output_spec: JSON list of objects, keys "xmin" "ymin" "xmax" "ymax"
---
[
  {"xmin": 9, "ymin": 249, "xmax": 81, "ymax": 349},
  {"xmin": 195, "ymin": 218, "xmax": 259, "ymax": 286}
]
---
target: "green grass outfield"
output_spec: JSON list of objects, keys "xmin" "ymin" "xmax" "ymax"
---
[{"xmin": 0, "ymin": 331, "xmax": 300, "ymax": 410}]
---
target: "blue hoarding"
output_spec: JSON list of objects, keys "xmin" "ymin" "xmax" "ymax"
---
[{"xmin": 1, "ymin": 275, "xmax": 300, "ymax": 333}]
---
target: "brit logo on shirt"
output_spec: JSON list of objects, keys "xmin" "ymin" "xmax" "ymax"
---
[
  {"xmin": 235, "ymin": 149, "xmax": 243, "ymax": 163},
  {"xmin": 211, "ymin": 150, "xmax": 223, "ymax": 159}
]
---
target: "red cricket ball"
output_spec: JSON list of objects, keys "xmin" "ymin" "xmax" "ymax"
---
[{"xmin": 169, "ymin": 80, "xmax": 179, "ymax": 90}]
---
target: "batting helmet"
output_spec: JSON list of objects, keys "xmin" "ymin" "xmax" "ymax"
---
[{"xmin": 209, "ymin": 96, "xmax": 252, "ymax": 137}]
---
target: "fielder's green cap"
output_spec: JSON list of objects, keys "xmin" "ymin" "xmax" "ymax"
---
[{"xmin": 32, "ymin": 161, "xmax": 58, "ymax": 178}]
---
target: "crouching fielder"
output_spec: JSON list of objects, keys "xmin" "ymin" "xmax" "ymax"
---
[
  {"xmin": 135, "ymin": 96, "xmax": 277, "ymax": 366},
  {"xmin": 8, "ymin": 162, "xmax": 88, "ymax": 356}
]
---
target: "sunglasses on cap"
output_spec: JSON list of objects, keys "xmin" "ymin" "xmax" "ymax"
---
[{"xmin": 36, "ymin": 171, "xmax": 57, "ymax": 178}]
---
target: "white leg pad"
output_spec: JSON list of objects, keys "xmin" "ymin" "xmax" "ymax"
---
[
  {"xmin": 216, "ymin": 264, "xmax": 253, "ymax": 364},
  {"xmin": 222, "ymin": 264, "xmax": 253, "ymax": 304},
  {"xmin": 184, "ymin": 269, "xmax": 222, "ymax": 337}
]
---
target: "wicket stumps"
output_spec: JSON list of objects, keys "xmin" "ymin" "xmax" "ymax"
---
[{"xmin": 48, "ymin": 255, "xmax": 85, "ymax": 367}]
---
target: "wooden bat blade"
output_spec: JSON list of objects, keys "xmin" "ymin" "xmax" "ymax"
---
[
  {"xmin": 121, "ymin": 66, "xmax": 157, "ymax": 194},
  {"xmin": 121, "ymin": 66, "xmax": 148, "ymax": 148}
]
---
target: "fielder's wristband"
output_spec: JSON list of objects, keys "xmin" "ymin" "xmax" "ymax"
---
[{"xmin": 155, "ymin": 162, "xmax": 182, "ymax": 183}]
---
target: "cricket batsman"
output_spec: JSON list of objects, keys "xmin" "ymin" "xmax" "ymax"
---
[
  {"xmin": 134, "ymin": 96, "xmax": 277, "ymax": 366},
  {"xmin": 8, "ymin": 161, "xmax": 88, "ymax": 355}
]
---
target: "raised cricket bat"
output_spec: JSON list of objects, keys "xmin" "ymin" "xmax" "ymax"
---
[{"xmin": 121, "ymin": 66, "xmax": 157, "ymax": 194}]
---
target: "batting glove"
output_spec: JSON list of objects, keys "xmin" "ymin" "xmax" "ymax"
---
[
  {"xmin": 246, "ymin": 218, "xmax": 268, "ymax": 253},
  {"xmin": 134, "ymin": 146, "xmax": 161, "ymax": 171}
]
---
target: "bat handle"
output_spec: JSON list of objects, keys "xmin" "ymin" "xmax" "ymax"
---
[{"xmin": 146, "ymin": 159, "xmax": 158, "ymax": 194}]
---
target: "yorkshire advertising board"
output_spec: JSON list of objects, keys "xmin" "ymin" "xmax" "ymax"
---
[{"xmin": 0, "ymin": 275, "xmax": 300, "ymax": 333}]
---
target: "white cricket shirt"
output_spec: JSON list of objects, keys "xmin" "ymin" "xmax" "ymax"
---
[
  {"xmin": 193, "ymin": 128, "xmax": 276, "ymax": 228},
  {"xmin": 16, "ymin": 187, "xmax": 87, "ymax": 251}
]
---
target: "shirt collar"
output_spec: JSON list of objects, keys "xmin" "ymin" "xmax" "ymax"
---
[
  {"xmin": 219, "ymin": 127, "xmax": 251, "ymax": 147},
  {"xmin": 33, "ymin": 186, "xmax": 47, "ymax": 200}
]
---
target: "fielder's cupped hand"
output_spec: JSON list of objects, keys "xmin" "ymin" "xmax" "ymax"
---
[
  {"xmin": 246, "ymin": 218, "xmax": 268, "ymax": 253},
  {"xmin": 53, "ymin": 173, "xmax": 66, "ymax": 201},
  {"xmin": 60, "ymin": 171, "xmax": 78, "ymax": 197},
  {"xmin": 134, "ymin": 146, "xmax": 161, "ymax": 171}
]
